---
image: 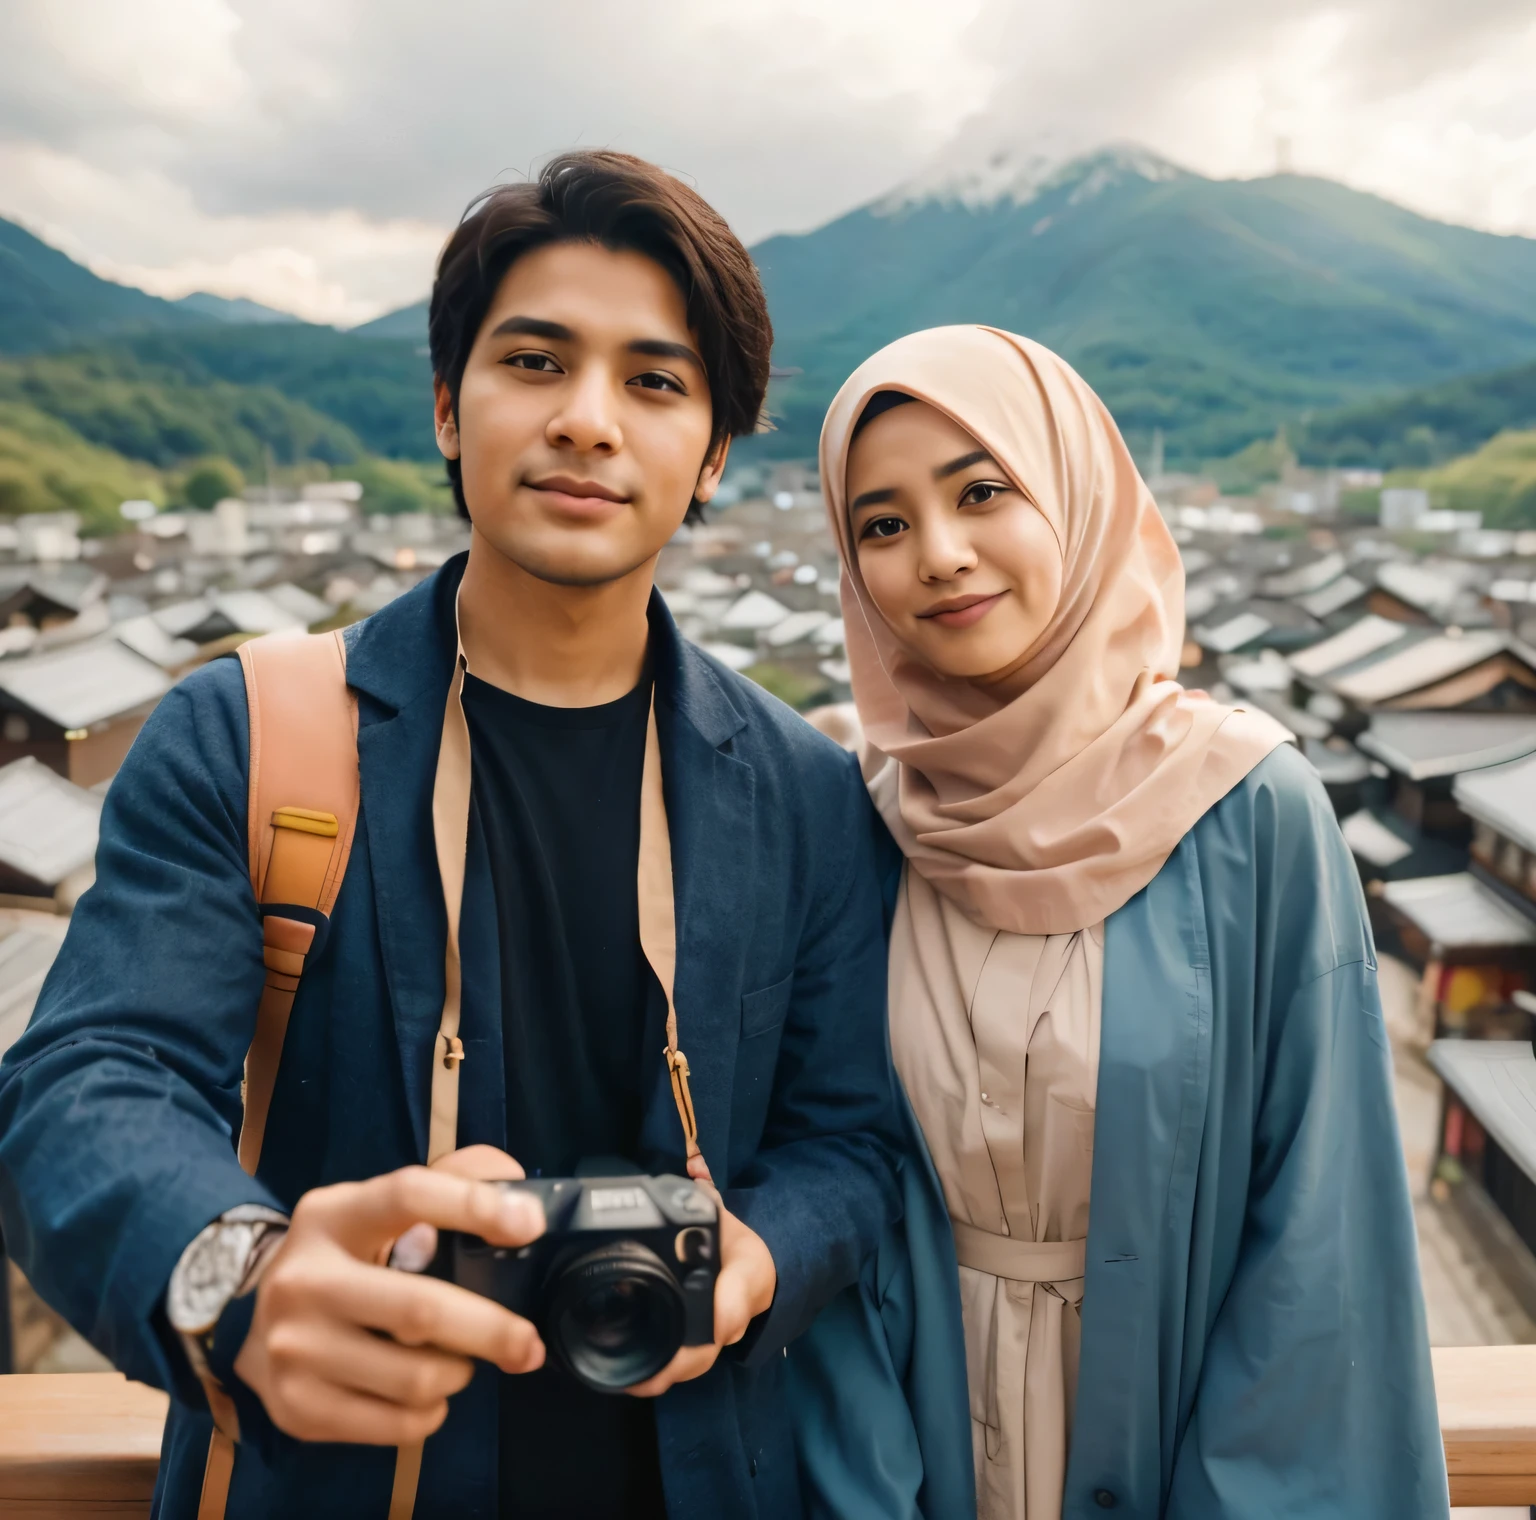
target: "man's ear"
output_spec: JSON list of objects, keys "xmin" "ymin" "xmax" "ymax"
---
[
  {"xmin": 433, "ymin": 377, "xmax": 461, "ymax": 460},
  {"xmin": 693, "ymin": 436, "xmax": 731, "ymax": 505}
]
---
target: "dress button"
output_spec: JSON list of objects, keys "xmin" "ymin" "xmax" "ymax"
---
[{"xmin": 1094, "ymin": 1489, "xmax": 1117, "ymax": 1509}]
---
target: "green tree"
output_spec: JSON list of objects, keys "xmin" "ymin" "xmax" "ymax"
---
[
  {"xmin": 0, "ymin": 402, "xmax": 162, "ymax": 532},
  {"xmin": 181, "ymin": 456, "xmax": 245, "ymax": 509},
  {"xmin": 345, "ymin": 457, "xmax": 453, "ymax": 515}
]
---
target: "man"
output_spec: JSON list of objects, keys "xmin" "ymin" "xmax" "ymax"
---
[{"xmin": 0, "ymin": 152, "xmax": 900, "ymax": 1519}]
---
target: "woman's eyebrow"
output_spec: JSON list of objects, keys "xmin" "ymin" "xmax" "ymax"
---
[
  {"xmin": 934, "ymin": 449, "xmax": 994, "ymax": 480},
  {"xmin": 850, "ymin": 487, "xmax": 897, "ymax": 511}
]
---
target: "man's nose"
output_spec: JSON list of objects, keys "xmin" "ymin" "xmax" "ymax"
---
[{"xmin": 547, "ymin": 365, "xmax": 623, "ymax": 454}]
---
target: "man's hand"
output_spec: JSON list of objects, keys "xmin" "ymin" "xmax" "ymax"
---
[
  {"xmin": 625, "ymin": 1187, "xmax": 776, "ymax": 1399},
  {"xmin": 233, "ymin": 1146, "xmax": 544, "ymax": 1445}
]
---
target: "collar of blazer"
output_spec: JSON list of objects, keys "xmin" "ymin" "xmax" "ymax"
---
[
  {"xmin": 340, "ymin": 550, "xmax": 756, "ymax": 1170},
  {"xmin": 343, "ymin": 550, "xmax": 748, "ymax": 751}
]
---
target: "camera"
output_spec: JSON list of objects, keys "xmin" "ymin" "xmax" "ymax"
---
[{"xmin": 430, "ymin": 1173, "xmax": 719, "ymax": 1392}]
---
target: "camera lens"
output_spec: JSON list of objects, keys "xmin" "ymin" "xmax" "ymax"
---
[{"xmin": 544, "ymin": 1242, "xmax": 687, "ymax": 1391}]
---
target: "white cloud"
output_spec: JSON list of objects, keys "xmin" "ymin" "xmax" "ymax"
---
[
  {"xmin": 946, "ymin": 0, "xmax": 1536, "ymax": 236},
  {"xmin": 0, "ymin": 141, "xmax": 442, "ymax": 324},
  {"xmin": 0, "ymin": 0, "xmax": 1531, "ymax": 322}
]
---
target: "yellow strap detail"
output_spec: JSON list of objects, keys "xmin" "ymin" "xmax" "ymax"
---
[{"xmin": 272, "ymin": 806, "xmax": 339, "ymax": 837}]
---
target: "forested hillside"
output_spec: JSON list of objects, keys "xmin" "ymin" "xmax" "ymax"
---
[
  {"xmin": 5, "ymin": 142, "xmax": 1536, "ymax": 510},
  {"xmin": 0, "ymin": 211, "xmax": 440, "ymax": 521},
  {"xmin": 746, "ymin": 147, "xmax": 1536, "ymax": 465},
  {"xmin": 1297, "ymin": 360, "xmax": 1536, "ymax": 470},
  {"xmin": 0, "ymin": 350, "xmax": 365, "ymax": 470}
]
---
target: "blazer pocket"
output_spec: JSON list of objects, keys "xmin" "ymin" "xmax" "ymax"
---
[{"xmin": 740, "ymin": 972, "xmax": 794, "ymax": 1040}]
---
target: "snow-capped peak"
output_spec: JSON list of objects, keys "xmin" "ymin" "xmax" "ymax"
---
[{"xmin": 877, "ymin": 132, "xmax": 1187, "ymax": 214}]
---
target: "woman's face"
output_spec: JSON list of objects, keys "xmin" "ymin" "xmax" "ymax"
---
[{"xmin": 846, "ymin": 400, "xmax": 1062, "ymax": 683}]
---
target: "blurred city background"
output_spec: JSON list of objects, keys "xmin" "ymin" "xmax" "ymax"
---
[{"xmin": 0, "ymin": 2, "xmax": 1535, "ymax": 1510}]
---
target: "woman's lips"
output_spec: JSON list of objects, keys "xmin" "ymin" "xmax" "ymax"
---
[{"xmin": 918, "ymin": 591, "xmax": 1006, "ymax": 629}]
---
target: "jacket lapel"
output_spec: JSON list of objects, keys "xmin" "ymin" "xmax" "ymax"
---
[
  {"xmin": 345, "ymin": 560, "xmax": 465, "ymax": 1159},
  {"xmin": 640, "ymin": 601, "xmax": 754, "ymax": 1175},
  {"xmin": 343, "ymin": 567, "xmax": 755, "ymax": 1170}
]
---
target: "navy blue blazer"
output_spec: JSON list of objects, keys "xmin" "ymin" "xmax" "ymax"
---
[{"xmin": 0, "ymin": 556, "xmax": 902, "ymax": 1519}]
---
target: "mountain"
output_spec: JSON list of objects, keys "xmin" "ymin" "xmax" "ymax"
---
[
  {"xmin": 0, "ymin": 400, "xmax": 164, "ymax": 529},
  {"xmin": 8, "ymin": 146, "xmax": 1536, "ymax": 477},
  {"xmin": 0, "ymin": 214, "xmax": 201, "ymax": 353},
  {"xmin": 93, "ymin": 326, "xmax": 433, "ymax": 459},
  {"xmin": 172, "ymin": 291, "xmax": 301, "ymax": 325},
  {"xmin": 0, "ymin": 349, "xmax": 366, "ymax": 472},
  {"xmin": 748, "ymin": 145, "xmax": 1536, "ymax": 464},
  {"xmin": 1298, "ymin": 358, "xmax": 1536, "ymax": 470},
  {"xmin": 0, "ymin": 216, "xmax": 435, "ymax": 459},
  {"xmin": 1397, "ymin": 429, "xmax": 1536, "ymax": 528},
  {"xmin": 352, "ymin": 300, "xmax": 428, "ymax": 340}
]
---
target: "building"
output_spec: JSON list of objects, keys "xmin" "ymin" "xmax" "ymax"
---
[
  {"xmin": 0, "ymin": 757, "xmax": 102, "ymax": 908},
  {"xmin": 0, "ymin": 639, "xmax": 171, "ymax": 788},
  {"xmin": 1457, "ymin": 751, "xmax": 1536, "ymax": 922}
]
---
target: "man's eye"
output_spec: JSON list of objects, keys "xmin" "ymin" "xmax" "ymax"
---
[
  {"xmin": 860, "ymin": 516, "xmax": 907, "ymax": 541},
  {"xmin": 630, "ymin": 371, "xmax": 684, "ymax": 393},
  {"xmin": 506, "ymin": 352, "xmax": 561, "ymax": 373}
]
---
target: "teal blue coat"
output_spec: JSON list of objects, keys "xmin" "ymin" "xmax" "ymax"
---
[{"xmin": 790, "ymin": 744, "xmax": 1449, "ymax": 1519}]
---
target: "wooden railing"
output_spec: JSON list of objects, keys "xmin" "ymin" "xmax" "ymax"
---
[
  {"xmin": 1435, "ymin": 1344, "xmax": 1536, "ymax": 1507},
  {"xmin": 0, "ymin": 1348, "xmax": 1533, "ymax": 1514},
  {"xmin": 0, "ymin": 1373, "xmax": 166, "ymax": 1517}
]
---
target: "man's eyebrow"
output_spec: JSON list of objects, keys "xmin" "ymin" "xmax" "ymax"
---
[
  {"xmin": 934, "ymin": 449, "xmax": 994, "ymax": 480},
  {"xmin": 628, "ymin": 338, "xmax": 705, "ymax": 368},
  {"xmin": 850, "ymin": 487, "xmax": 897, "ymax": 511},
  {"xmin": 489, "ymin": 316, "xmax": 576, "ymax": 341}
]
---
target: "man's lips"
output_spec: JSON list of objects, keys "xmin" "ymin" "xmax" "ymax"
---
[
  {"xmin": 525, "ymin": 475, "xmax": 631, "ymax": 515},
  {"xmin": 916, "ymin": 591, "xmax": 1006, "ymax": 629}
]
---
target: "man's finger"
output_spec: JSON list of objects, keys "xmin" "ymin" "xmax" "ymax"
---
[
  {"xmin": 623, "ymin": 1342, "xmax": 720, "ymax": 1399},
  {"xmin": 265, "ymin": 1373, "xmax": 452, "ymax": 1447},
  {"xmin": 288, "ymin": 1252, "xmax": 546, "ymax": 1373},
  {"xmin": 272, "ymin": 1317, "xmax": 476, "ymax": 1408},
  {"xmin": 300, "ymin": 1166, "xmax": 544, "ymax": 1255},
  {"xmin": 713, "ymin": 1263, "xmax": 755, "ymax": 1347},
  {"xmin": 430, "ymin": 1145, "xmax": 526, "ymax": 1182},
  {"xmin": 381, "ymin": 1149, "xmax": 527, "ymax": 1267}
]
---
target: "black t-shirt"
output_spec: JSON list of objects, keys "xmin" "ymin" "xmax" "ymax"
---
[{"xmin": 462, "ymin": 671, "xmax": 669, "ymax": 1520}]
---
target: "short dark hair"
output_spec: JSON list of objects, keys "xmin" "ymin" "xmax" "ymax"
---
[{"xmin": 429, "ymin": 150, "xmax": 772, "ymax": 519}]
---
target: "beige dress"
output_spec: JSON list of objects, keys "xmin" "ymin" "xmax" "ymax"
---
[{"xmin": 889, "ymin": 865, "xmax": 1102, "ymax": 1520}]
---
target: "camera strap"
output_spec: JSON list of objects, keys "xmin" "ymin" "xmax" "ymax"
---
[{"xmin": 426, "ymin": 595, "xmax": 701, "ymax": 1168}]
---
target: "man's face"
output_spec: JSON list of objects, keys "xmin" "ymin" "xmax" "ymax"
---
[{"xmin": 435, "ymin": 240, "xmax": 726, "ymax": 587}]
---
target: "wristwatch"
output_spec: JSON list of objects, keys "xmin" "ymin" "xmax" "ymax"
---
[{"xmin": 167, "ymin": 1205, "xmax": 290, "ymax": 1359}]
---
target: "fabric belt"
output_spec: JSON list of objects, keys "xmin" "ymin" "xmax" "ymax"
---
[{"xmin": 951, "ymin": 1220, "xmax": 1087, "ymax": 1282}]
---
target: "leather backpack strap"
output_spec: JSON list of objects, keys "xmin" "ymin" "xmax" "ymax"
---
[
  {"xmin": 237, "ymin": 629, "xmax": 360, "ymax": 1172},
  {"xmin": 199, "ymin": 630, "xmax": 359, "ymax": 1520}
]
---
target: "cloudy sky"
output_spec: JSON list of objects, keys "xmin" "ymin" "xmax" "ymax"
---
[{"xmin": 2, "ymin": 0, "xmax": 1534, "ymax": 326}]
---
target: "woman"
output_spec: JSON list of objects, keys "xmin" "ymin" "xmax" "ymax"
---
[{"xmin": 802, "ymin": 326, "xmax": 1447, "ymax": 1519}]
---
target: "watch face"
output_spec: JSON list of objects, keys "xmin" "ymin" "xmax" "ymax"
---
[{"xmin": 168, "ymin": 1221, "xmax": 258, "ymax": 1335}]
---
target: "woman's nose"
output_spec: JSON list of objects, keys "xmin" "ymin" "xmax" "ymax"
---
[{"xmin": 917, "ymin": 517, "xmax": 978, "ymax": 581}]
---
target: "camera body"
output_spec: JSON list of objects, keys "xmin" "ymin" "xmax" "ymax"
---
[{"xmin": 431, "ymin": 1173, "xmax": 718, "ymax": 1391}]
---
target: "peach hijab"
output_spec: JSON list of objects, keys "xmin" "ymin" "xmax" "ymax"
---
[{"xmin": 820, "ymin": 326, "xmax": 1290, "ymax": 935}]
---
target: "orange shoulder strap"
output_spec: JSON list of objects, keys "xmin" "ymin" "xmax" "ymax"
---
[
  {"xmin": 235, "ymin": 629, "xmax": 360, "ymax": 1174},
  {"xmin": 199, "ymin": 632, "xmax": 360, "ymax": 1520}
]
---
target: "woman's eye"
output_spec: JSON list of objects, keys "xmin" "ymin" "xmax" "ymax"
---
[
  {"xmin": 960, "ymin": 481, "xmax": 1006, "ymax": 507},
  {"xmin": 630, "ymin": 371, "xmax": 684, "ymax": 393},
  {"xmin": 860, "ymin": 516, "xmax": 907, "ymax": 541},
  {"xmin": 506, "ymin": 352, "xmax": 561, "ymax": 373}
]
